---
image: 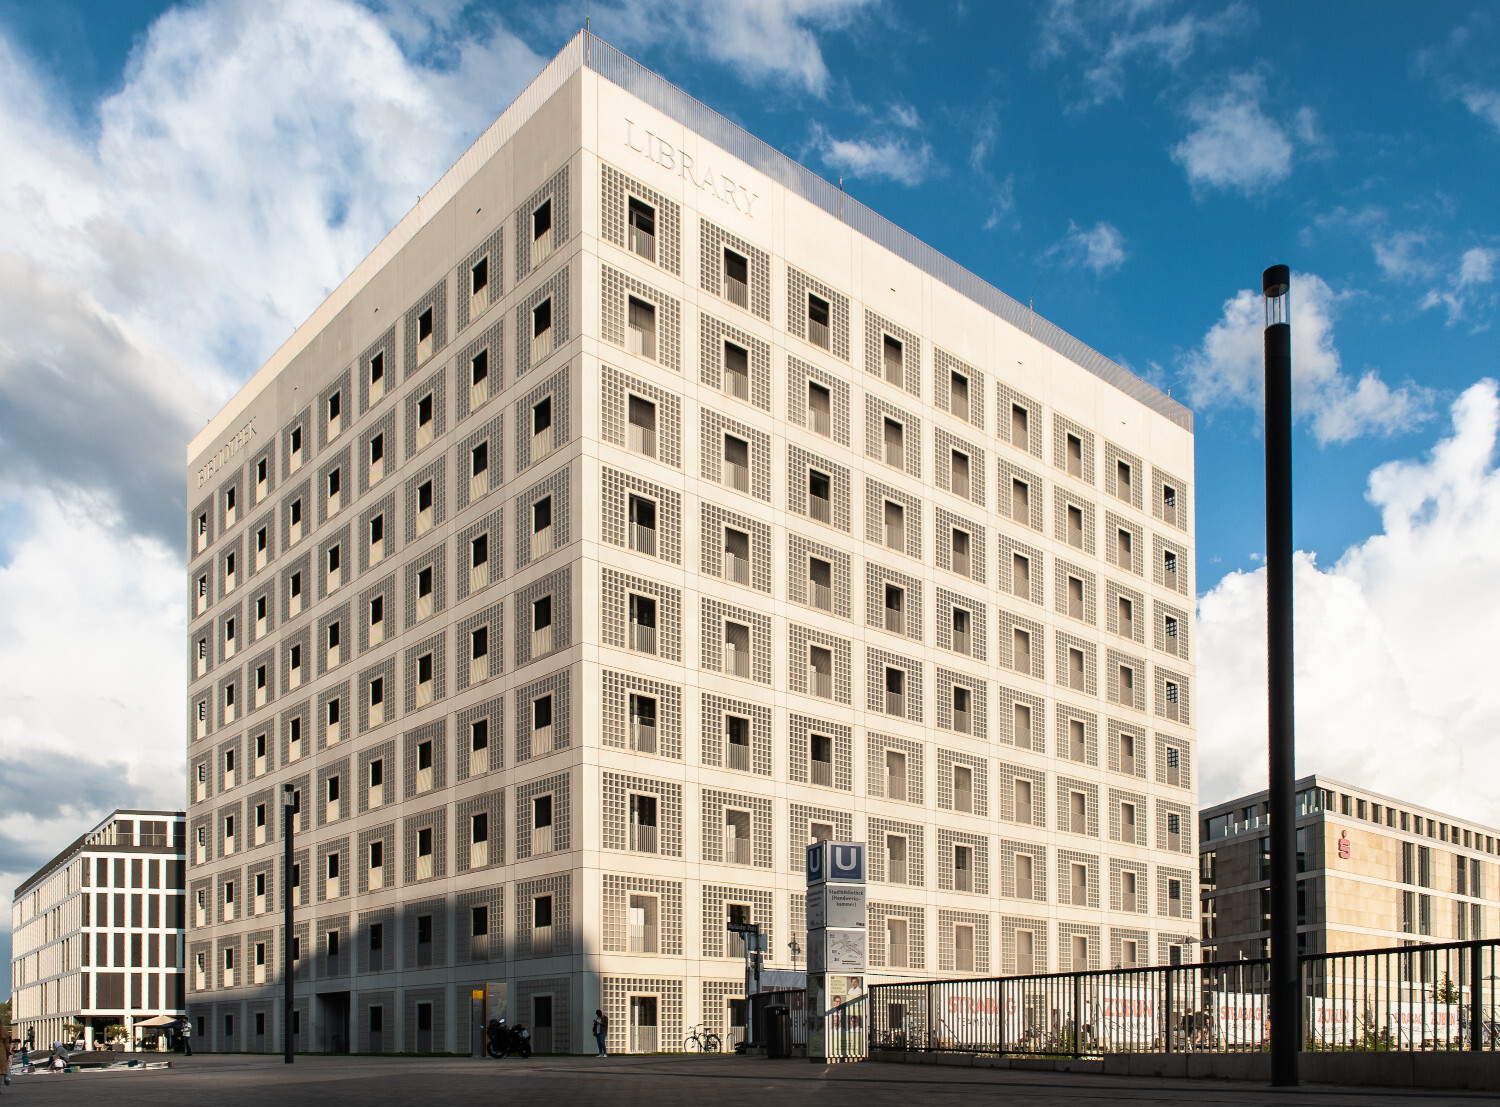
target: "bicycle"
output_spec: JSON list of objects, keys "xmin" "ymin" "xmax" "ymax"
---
[{"xmin": 683, "ymin": 1024, "xmax": 721, "ymax": 1052}]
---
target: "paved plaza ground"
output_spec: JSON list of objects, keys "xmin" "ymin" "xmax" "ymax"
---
[{"xmin": 4, "ymin": 1052, "xmax": 1497, "ymax": 1106}]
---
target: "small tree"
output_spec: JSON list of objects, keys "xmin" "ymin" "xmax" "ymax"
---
[
  {"xmin": 103, "ymin": 1024, "xmax": 127, "ymax": 1046},
  {"xmin": 62, "ymin": 1021, "xmax": 86, "ymax": 1041},
  {"xmin": 1433, "ymin": 975, "xmax": 1460, "ymax": 1005}
]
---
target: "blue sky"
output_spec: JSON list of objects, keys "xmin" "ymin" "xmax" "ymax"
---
[{"xmin": 1, "ymin": 0, "xmax": 1498, "ymax": 993}]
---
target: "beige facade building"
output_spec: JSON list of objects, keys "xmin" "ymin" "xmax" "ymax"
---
[
  {"xmin": 9, "ymin": 810, "xmax": 187, "ymax": 1049},
  {"xmin": 183, "ymin": 32, "xmax": 1198, "ymax": 1055},
  {"xmin": 1200, "ymin": 776, "xmax": 1499, "ymax": 961}
]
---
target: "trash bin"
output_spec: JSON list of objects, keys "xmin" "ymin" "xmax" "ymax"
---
[{"xmin": 763, "ymin": 1006, "xmax": 791, "ymax": 1059}]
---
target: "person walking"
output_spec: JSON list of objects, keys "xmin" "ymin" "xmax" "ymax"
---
[
  {"xmin": 2, "ymin": 1018, "xmax": 12, "ymax": 1093},
  {"xmin": 181, "ymin": 1020, "xmax": 193, "ymax": 1056},
  {"xmin": 591, "ymin": 1009, "xmax": 608, "ymax": 1058}
]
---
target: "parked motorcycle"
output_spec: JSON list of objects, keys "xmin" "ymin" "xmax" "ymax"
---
[{"xmin": 486, "ymin": 1018, "xmax": 532, "ymax": 1059}]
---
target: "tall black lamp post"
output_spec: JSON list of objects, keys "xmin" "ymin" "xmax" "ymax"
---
[{"xmin": 283, "ymin": 782, "xmax": 297, "ymax": 1064}]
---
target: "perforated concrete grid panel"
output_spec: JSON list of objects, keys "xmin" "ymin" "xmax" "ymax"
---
[
  {"xmin": 356, "ymin": 656, "xmax": 395, "ymax": 736},
  {"xmin": 602, "ymin": 874, "xmax": 683, "ymax": 955},
  {"xmin": 316, "ymin": 371, "xmax": 352, "ymax": 456},
  {"xmin": 999, "ymin": 914, "xmax": 1049, "ymax": 975},
  {"xmin": 1157, "ymin": 932, "xmax": 1193, "ymax": 964},
  {"xmin": 701, "ymin": 788, "xmax": 774, "ymax": 869},
  {"xmin": 936, "ymin": 746, "xmax": 988, "ymax": 815},
  {"xmin": 1105, "ymin": 579, "xmax": 1146, "ymax": 644},
  {"xmin": 1051, "ymin": 412, "xmax": 1096, "ymax": 486},
  {"xmin": 357, "ymin": 412, "xmax": 396, "ymax": 499},
  {"xmin": 215, "ymin": 866, "xmax": 242, "ymax": 924},
  {"xmin": 515, "ymin": 165, "xmax": 569, "ymax": 281},
  {"xmin": 280, "ymin": 481, "xmax": 310, "ymax": 555},
  {"xmin": 867, "ymin": 902, "xmax": 927, "ymax": 972},
  {"xmin": 601, "ymin": 265, "xmax": 682, "ymax": 374},
  {"xmin": 281, "ymin": 406, "xmax": 311, "ymax": 483},
  {"xmin": 787, "ymin": 531, "xmax": 849, "ymax": 617},
  {"xmin": 1057, "ymin": 921, "xmax": 1102, "ymax": 970},
  {"xmin": 279, "ymin": 553, "xmax": 311, "ymax": 628},
  {"xmin": 456, "ymin": 884, "xmax": 504, "ymax": 964},
  {"xmin": 863, "ymin": 309, "xmax": 921, "ymax": 398},
  {"xmin": 216, "ymin": 933, "xmax": 243, "ymax": 987},
  {"xmin": 247, "ymin": 512, "xmax": 275, "ymax": 578},
  {"xmin": 402, "ymin": 896, "xmax": 447, "ymax": 973},
  {"xmin": 937, "ymin": 829, "xmax": 990, "ymax": 896},
  {"xmin": 787, "ymin": 804, "xmax": 853, "ymax": 870},
  {"xmin": 1153, "ymin": 732, "xmax": 1192, "ymax": 790},
  {"xmin": 1151, "ymin": 466, "xmax": 1190, "ymax": 532},
  {"xmin": 515, "ymin": 871, "xmax": 571, "ymax": 956},
  {"xmin": 1056, "ymin": 848, "xmax": 1101, "ymax": 913},
  {"xmin": 316, "ymin": 834, "xmax": 351, "ymax": 902},
  {"xmin": 785, "ymin": 267, "xmax": 849, "ymax": 360},
  {"xmin": 357, "ymin": 326, "xmax": 397, "ymax": 416},
  {"xmin": 514, "ymin": 565, "xmax": 570, "ymax": 668},
  {"xmin": 994, "ymin": 532, "xmax": 1044, "ymax": 604},
  {"xmin": 601, "ymin": 975, "xmax": 681, "ymax": 1054},
  {"xmin": 700, "ymin": 218, "xmax": 770, "ymax": 319},
  {"xmin": 695, "ymin": 504, "xmax": 768, "ymax": 594},
  {"xmin": 401, "ymin": 805, "xmax": 448, "ymax": 885},
  {"xmin": 867, "ymin": 817, "xmax": 926, "ymax": 887},
  {"xmin": 354, "ymin": 904, "xmax": 395, "ymax": 971},
  {"xmin": 605, "ymin": 468, "xmax": 683, "ymax": 565},
  {"xmin": 454, "ymin": 692, "xmax": 504, "ymax": 782},
  {"xmin": 995, "ymin": 609, "xmax": 1045, "ymax": 681},
  {"xmin": 456, "ymin": 506, "xmax": 503, "ymax": 603},
  {"xmin": 933, "ymin": 506, "xmax": 987, "ymax": 586},
  {"xmin": 864, "ymin": 393, "xmax": 923, "ymax": 479},
  {"xmin": 1156, "ymin": 866, "xmax": 1194, "ymax": 920},
  {"xmin": 1153, "ymin": 665, "xmax": 1191, "ymax": 725},
  {"xmin": 997, "ymin": 761, "xmax": 1047, "ymax": 828},
  {"xmin": 514, "ymin": 365, "xmax": 570, "ymax": 475},
  {"xmin": 786, "ymin": 355, "xmax": 851, "ymax": 446},
  {"xmin": 867, "ymin": 731, "xmax": 924, "ymax": 804},
  {"xmin": 356, "ymin": 571, "xmax": 395, "ymax": 655},
  {"xmin": 402, "ymin": 719, "xmax": 447, "ymax": 801},
  {"xmin": 1155, "ymin": 798, "xmax": 1194, "ymax": 854},
  {"xmin": 250, "ymin": 444, "xmax": 277, "ymax": 506},
  {"xmin": 215, "ymin": 799, "xmax": 242, "ymax": 860},
  {"xmin": 700, "ymin": 312, "xmax": 771, "ymax": 412},
  {"xmin": 936, "ymin": 666, "xmax": 988, "ymax": 741},
  {"xmin": 216, "ymin": 601, "xmax": 242, "ymax": 664},
  {"xmin": 1054, "ymin": 629, "xmax": 1097, "ymax": 695},
  {"xmin": 600, "ymin": 567, "xmax": 681, "ymax": 662},
  {"xmin": 601, "ymin": 364, "xmax": 681, "ymax": 469},
  {"xmin": 456, "ymin": 412, "xmax": 504, "ymax": 514},
  {"xmin": 315, "ymin": 680, "xmax": 350, "ymax": 750},
  {"xmin": 1104, "ymin": 510, "xmax": 1144, "ymax": 578},
  {"xmin": 701, "ymin": 980, "xmax": 744, "ymax": 1039},
  {"xmin": 356, "ymin": 739, "xmax": 396, "ymax": 816},
  {"xmin": 865, "ymin": 477, "xmax": 923, "ymax": 561},
  {"xmin": 455, "ymin": 317, "xmax": 505, "ymax": 425},
  {"xmin": 999, "ymin": 838, "xmax": 1048, "ymax": 904},
  {"xmin": 1109, "ymin": 924, "xmax": 1151, "ymax": 967},
  {"xmin": 933, "ymin": 348, "xmax": 986, "ymax": 429},
  {"xmin": 401, "ymin": 630, "xmax": 447, "ymax": 714},
  {"xmin": 790, "ymin": 892, "xmax": 806, "ymax": 952},
  {"xmin": 456, "ymin": 788, "xmax": 505, "ymax": 872},
  {"xmin": 403, "ymin": 457, "xmax": 447, "ymax": 545},
  {"xmin": 867, "ymin": 645, "xmax": 924, "ymax": 723},
  {"xmin": 601, "ymin": 162, "xmax": 682, "ymax": 276},
  {"xmin": 515, "ymin": 265, "xmax": 571, "ymax": 379},
  {"xmin": 1106, "ymin": 648, "xmax": 1147, "ymax": 712},
  {"xmin": 997, "ymin": 457, "xmax": 1044, "ymax": 533},
  {"xmin": 1053, "ymin": 487, "xmax": 1097, "ymax": 556},
  {"xmin": 1153, "ymin": 599, "xmax": 1191, "ymax": 659},
  {"xmin": 515, "ymin": 668, "xmax": 570, "ymax": 761},
  {"xmin": 787, "ymin": 623, "xmax": 852, "ymax": 703},
  {"xmin": 1103, "ymin": 441, "xmax": 1145, "ymax": 510},
  {"xmin": 402, "ymin": 543, "xmax": 447, "ymax": 631},
  {"xmin": 938, "ymin": 907, "xmax": 991, "ymax": 973},
  {"xmin": 216, "ymin": 467, "xmax": 244, "ymax": 535},
  {"xmin": 1152, "ymin": 533, "xmax": 1191, "ymax": 597},
  {"xmin": 601, "ymin": 770, "xmax": 683, "ymax": 856},
  {"xmin": 935, "ymin": 586, "xmax": 988, "ymax": 662},
  {"xmin": 699, "ymin": 598, "xmax": 772, "ymax": 685},
  {"xmin": 1054, "ymin": 558, "xmax": 1097, "ymax": 626},
  {"xmin": 278, "ymin": 624, "xmax": 311, "ymax": 698},
  {"xmin": 699, "ymin": 692, "xmax": 772, "ymax": 774},
  {"xmin": 701, "ymin": 885, "xmax": 774, "ymax": 958},
  {"xmin": 1057, "ymin": 775, "xmax": 1101, "ymax": 839},
  {"xmin": 316, "ymin": 756, "xmax": 351, "ymax": 829},
  {"xmin": 601, "ymin": 670, "xmax": 683, "ymax": 760},
  {"xmin": 935, "ymin": 427, "xmax": 986, "ymax": 508},
  {"xmin": 402, "ymin": 278, "xmax": 448, "ymax": 382},
  {"xmin": 787, "ymin": 443, "xmax": 850, "ymax": 531},
  {"xmin": 1108, "ymin": 786, "xmax": 1149, "ymax": 846},
  {"xmin": 456, "ymin": 600, "xmax": 504, "ymax": 694},
  {"xmin": 317, "ymin": 527, "xmax": 351, "ymax": 603},
  {"xmin": 456, "ymin": 225, "xmax": 504, "ymax": 335},
  {"xmin": 787, "ymin": 712, "xmax": 852, "ymax": 791},
  {"xmin": 278, "ymin": 702, "xmax": 310, "ymax": 770},
  {"xmin": 515, "ymin": 770, "xmax": 570, "ymax": 860},
  {"xmin": 1054, "ymin": 702, "xmax": 1099, "ymax": 767},
  {"xmin": 700, "ymin": 408, "xmax": 771, "ymax": 502},
  {"xmin": 190, "ymin": 494, "xmax": 215, "ymax": 562},
  {"xmin": 513, "ymin": 468, "xmax": 570, "ymax": 573}
]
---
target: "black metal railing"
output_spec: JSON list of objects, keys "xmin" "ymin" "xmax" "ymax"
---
[{"xmin": 865, "ymin": 938, "xmax": 1500, "ymax": 1057}]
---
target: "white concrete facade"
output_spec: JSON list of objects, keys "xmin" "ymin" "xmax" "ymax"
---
[{"xmin": 184, "ymin": 32, "xmax": 1197, "ymax": 1056}]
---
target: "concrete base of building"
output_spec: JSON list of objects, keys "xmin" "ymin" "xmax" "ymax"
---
[{"xmin": 869, "ymin": 1048, "xmax": 1500, "ymax": 1091}]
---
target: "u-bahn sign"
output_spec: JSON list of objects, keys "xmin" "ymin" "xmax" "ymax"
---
[{"xmin": 806, "ymin": 841, "xmax": 864, "ymax": 885}]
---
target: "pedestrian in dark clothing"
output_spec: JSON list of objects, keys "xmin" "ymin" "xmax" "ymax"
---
[{"xmin": 592, "ymin": 1010, "xmax": 608, "ymax": 1058}]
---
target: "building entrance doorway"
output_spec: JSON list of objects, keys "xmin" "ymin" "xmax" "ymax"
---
[
  {"xmin": 628, "ymin": 995, "xmax": 658, "ymax": 1053},
  {"xmin": 316, "ymin": 992, "xmax": 350, "ymax": 1053}
]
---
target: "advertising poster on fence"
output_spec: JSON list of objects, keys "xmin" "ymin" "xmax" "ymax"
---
[
  {"xmin": 1304, "ymin": 997, "xmax": 1354, "ymax": 1045},
  {"xmin": 1387, "ymin": 1002, "xmax": 1460, "ymax": 1047},
  {"xmin": 1212, "ymin": 993, "xmax": 1268, "ymax": 1046},
  {"xmin": 1094, "ymin": 985, "xmax": 1157, "ymax": 1049},
  {"xmin": 936, "ymin": 991, "xmax": 1006, "ymax": 1047}
]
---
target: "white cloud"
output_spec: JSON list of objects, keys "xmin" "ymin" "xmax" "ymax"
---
[
  {"xmin": 1459, "ymin": 85, "xmax": 1500, "ymax": 133},
  {"xmin": 1045, "ymin": 219, "xmax": 1127, "ymax": 275},
  {"xmin": 595, "ymin": 0, "xmax": 873, "ymax": 96},
  {"xmin": 1171, "ymin": 72, "xmax": 1299, "ymax": 196},
  {"xmin": 810, "ymin": 120, "xmax": 936, "ymax": 187},
  {"xmin": 1196, "ymin": 380, "xmax": 1500, "ymax": 828},
  {"xmin": 1180, "ymin": 271, "xmax": 1433, "ymax": 444},
  {"xmin": 1420, "ymin": 246, "xmax": 1498, "ymax": 326}
]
